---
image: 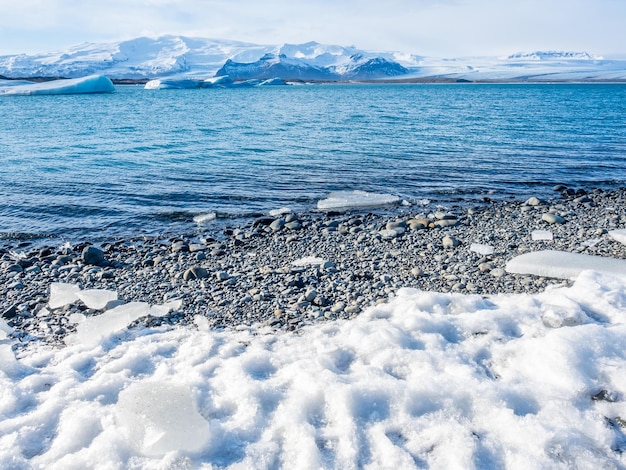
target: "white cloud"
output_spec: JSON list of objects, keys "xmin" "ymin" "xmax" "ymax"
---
[{"xmin": 0, "ymin": 0, "xmax": 624, "ymax": 57}]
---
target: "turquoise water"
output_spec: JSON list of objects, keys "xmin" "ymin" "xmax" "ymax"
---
[{"xmin": 1, "ymin": 83, "xmax": 626, "ymax": 244}]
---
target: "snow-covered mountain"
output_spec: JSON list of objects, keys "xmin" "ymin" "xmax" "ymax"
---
[{"xmin": 0, "ymin": 35, "xmax": 625, "ymax": 81}]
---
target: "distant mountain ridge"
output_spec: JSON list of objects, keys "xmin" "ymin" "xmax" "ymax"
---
[{"xmin": 0, "ymin": 35, "xmax": 625, "ymax": 82}]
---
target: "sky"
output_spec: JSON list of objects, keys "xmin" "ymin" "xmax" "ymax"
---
[{"xmin": 0, "ymin": 0, "xmax": 624, "ymax": 58}]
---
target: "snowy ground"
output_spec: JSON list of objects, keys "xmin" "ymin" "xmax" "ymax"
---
[{"xmin": 1, "ymin": 269, "xmax": 626, "ymax": 469}]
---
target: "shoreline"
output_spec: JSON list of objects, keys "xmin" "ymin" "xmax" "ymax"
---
[{"xmin": 2, "ymin": 185, "xmax": 626, "ymax": 348}]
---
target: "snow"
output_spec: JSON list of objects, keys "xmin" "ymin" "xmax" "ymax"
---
[
  {"xmin": 0, "ymin": 75, "xmax": 115, "ymax": 96},
  {"xmin": 1, "ymin": 270, "xmax": 626, "ymax": 467},
  {"xmin": 506, "ymin": 250, "xmax": 626, "ymax": 279},
  {"xmin": 317, "ymin": 190, "xmax": 400, "ymax": 211}
]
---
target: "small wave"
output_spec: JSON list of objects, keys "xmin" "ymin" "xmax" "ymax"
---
[{"xmin": 193, "ymin": 213, "xmax": 217, "ymax": 224}]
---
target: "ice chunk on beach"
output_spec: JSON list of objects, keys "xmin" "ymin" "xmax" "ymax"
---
[
  {"xmin": 49, "ymin": 283, "xmax": 81, "ymax": 310},
  {"xmin": 68, "ymin": 302, "xmax": 150, "ymax": 346},
  {"xmin": 470, "ymin": 243, "xmax": 494, "ymax": 255},
  {"xmin": 193, "ymin": 212, "xmax": 217, "ymax": 224},
  {"xmin": 292, "ymin": 256, "xmax": 326, "ymax": 267},
  {"xmin": 609, "ymin": 229, "xmax": 626, "ymax": 245},
  {"xmin": 0, "ymin": 75, "xmax": 114, "ymax": 96},
  {"xmin": 269, "ymin": 207, "xmax": 292, "ymax": 217},
  {"xmin": 532, "ymin": 230, "xmax": 553, "ymax": 241},
  {"xmin": 149, "ymin": 299, "xmax": 183, "ymax": 317},
  {"xmin": 116, "ymin": 382, "xmax": 211, "ymax": 457},
  {"xmin": 506, "ymin": 250, "xmax": 626, "ymax": 279},
  {"xmin": 76, "ymin": 289, "xmax": 118, "ymax": 310},
  {"xmin": 317, "ymin": 190, "xmax": 400, "ymax": 211},
  {"xmin": 0, "ymin": 318, "xmax": 12, "ymax": 340}
]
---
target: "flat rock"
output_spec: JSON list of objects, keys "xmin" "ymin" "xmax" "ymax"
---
[{"xmin": 542, "ymin": 213, "xmax": 566, "ymax": 224}]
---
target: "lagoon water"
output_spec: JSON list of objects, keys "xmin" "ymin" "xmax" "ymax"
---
[{"xmin": 1, "ymin": 83, "xmax": 626, "ymax": 244}]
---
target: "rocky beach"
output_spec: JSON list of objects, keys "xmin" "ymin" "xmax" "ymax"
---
[{"xmin": 2, "ymin": 186, "xmax": 626, "ymax": 348}]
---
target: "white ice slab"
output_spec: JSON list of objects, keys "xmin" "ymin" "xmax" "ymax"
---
[
  {"xmin": 0, "ymin": 318, "xmax": 12, "ymax": 340},
  {"xmin": 49, "ymin": 283, "xmax": 81, "ymax": 310},
  {"xmin": 470, "ymin": 243, "xmax": 494, "ymax": 255},
  {"xmin": 76, "ymin": 289, "xmax": 118, "ymax": 310},
  {"xmin": 116, "ymin": 382, "xmax": 211, "ymax": 457},
  {"xmin": 609, "ymin": 229, "xmax": 626, "ymax": 245},
  {"xmin": 506, "ymin": 250, "xmax": 626, "ymax": 279},
  {"xmin": 317, "ymin": 190, "xmax": 400, "ymax": 211},
  {"xmin": 149, "ymin": 299, "xmax": 183, "ymax": 317},
  {"xmin": 532, "ymin": 230, "xmax": 553, "ymax": 241},
  {"xmin": 292, "ymin": 256, "xmax": 326, "ymax": 267},
  {"xmin": 269, "ymin": 207, "xmax": 292, "ymax": 217},
  {"xmin": 68, "ymin": 302, "xmax": 150, "ymax": 346}
]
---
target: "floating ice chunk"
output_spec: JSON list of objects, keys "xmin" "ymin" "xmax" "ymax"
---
[
  {"xmin": 470, "ymin": 243, "xmax": 494, "ymax": 255},
  {"xmin": 116, "ymin": 382, "xmax": 211, "ymax": 457},
  {"xmin": 49, "ymin": 283, "xmax": 81, "ymax": 309},
  {"xmin": 258, "ymin": 77, "xmax": 286, "ymax": 86},
  {"xmin": 317, "ymin": 190, "xmax": 400, "ymax": 211},
  {"xmin": 532, "ymin": 230, "xmax": 553, "ymax": 241},
  {"xmin": 0, "ymin": 75, "xmax": 114, "ymax": 96},
  {"xmin": 292, "ymin": 256, "xmax": 326, "ymax": 266},
  {"xmin": 68, "ymin": 302, "xmax": 150, "ymax": 346},
  {"xmin": 149, "ymin": 299, "xmax": 183, "ymax": 317},
  {"xmin": 68, "ymin": 313, "xmax": 86, "ymax": 324},
  {"xmin": 193, "ymin": 212, "xmax": 217, "ymax": 224},
  {"xmin": 76, "ymin": 289, "xmax": 118, "ymax": 310},
  {"xmin": 144, "ymin": 78, "xmax": 202, "ymax": 90},
  {"xmin": 506, "ymin": 250, "xmax": 626, "ymax": 279},
  {"xmin": 269, "ymin": 207, "xmax": 292, "ymax": 217},
  {"xmin": 609, "ymin": 229, "xmax": 626, "ymax": 245}
]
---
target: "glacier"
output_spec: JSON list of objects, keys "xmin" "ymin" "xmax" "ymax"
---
[
  {"xmin": 1, "ymin": 35, "xmax": 624, "ymax": 82},
  {"xmin": 0, "ymin": 75, "xmax": 115, "ymax": 96}
]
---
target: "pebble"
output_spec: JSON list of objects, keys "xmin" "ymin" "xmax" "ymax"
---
[{"xmin": 4, "ymin": 187, "xmax": 626, "ymax": 346}]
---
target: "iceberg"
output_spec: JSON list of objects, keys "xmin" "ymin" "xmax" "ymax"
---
[
  {"xmin": 317, "ymin": 190, "xmax": 400, "ymax": 211},
  {"xmin": 506, "ymin": 250, "xmax": 626, "ymax": 279},
  {"xmin": 0, "ymin": 75, "xmax": 115, "ymax": 96}
]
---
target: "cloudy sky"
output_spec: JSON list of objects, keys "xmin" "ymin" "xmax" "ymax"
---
[{"xmin": 0, "ymin": 0, "xmax": 624, "ymax": 57}]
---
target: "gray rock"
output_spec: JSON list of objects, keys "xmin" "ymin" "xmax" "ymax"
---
[
  {"xmin": 82, "ymin": 246, "xmax": 105, "ymax": 265},
  {"xmin": 442, "ymin": 235, "xmax": 460, "ymax": 248},
  {"xmin": 269, "ymin": 219, "xmax": 285, "ymax": 232},
  {"xmin": 525, "ymin": 196, "xmax": 542, "ymax": 206},
  {"xmin": 434, "ymin": 219, "xmax": 458, "ymax": 228},
  {"xmin": 216, "ymin": 271, "xmax": 230, "ymax": 281},
  {"xmin": 542, "ymin": 213, "xmax": 566, "ymax": 224},
  {"xmin": 183, "ymin": 266, "xmax": 209, "ymax": 281}
]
